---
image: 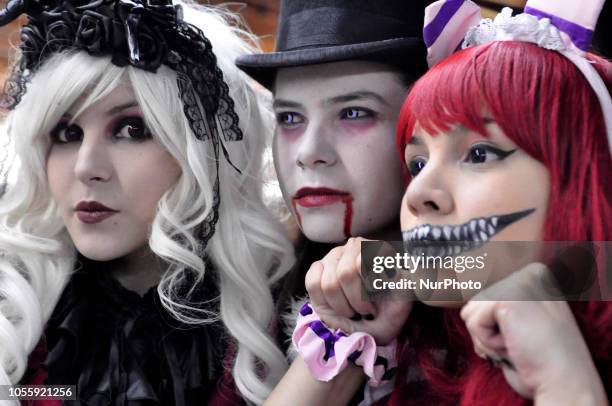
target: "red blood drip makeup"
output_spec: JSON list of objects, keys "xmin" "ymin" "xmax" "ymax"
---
[
  {"xmin": 290, "ymin": 189, "xmax": 354, "ymax": 239},
  {"xmin": 341, "ymin": 195, "xmax": 354, "ymax": 238}
]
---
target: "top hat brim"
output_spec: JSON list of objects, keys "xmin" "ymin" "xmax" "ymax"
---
[{"xmin": 236, "ymin": 37, "xmax": 427, "ymax": 90}]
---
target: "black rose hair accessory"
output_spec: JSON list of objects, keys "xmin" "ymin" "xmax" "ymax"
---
[{"xmin": 0, "ymin": 0, "xmax": 244, "ymax": 252}]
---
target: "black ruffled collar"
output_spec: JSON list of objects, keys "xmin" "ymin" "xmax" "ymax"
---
[{"xmin": 43, "ymin": 260, "xmax": 231, "ymax": 406}]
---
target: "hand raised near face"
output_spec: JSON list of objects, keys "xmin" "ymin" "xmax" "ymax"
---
[
  {"xmin": 305, "ymin": 237, "xmax": 412, "ymax": 346},
  {"xmin": 460, "ymin": 263, "xmax": 606, "ymax": 404}
]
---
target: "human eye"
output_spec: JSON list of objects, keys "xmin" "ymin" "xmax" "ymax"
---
[
  {"xmin": 407, "ymin": 156, "xmax": 427, "ymax": 178},
  {"xmin": 464, "ymin": 143, "xmax": 516, "ymax": 164},
  {"xmin": 339, "ymin": 107, "xmax": 376, "ymax": 120},
  {"xmin": 113, "ymin": 116, "xmax": 152, "ymax": 141},
  {"xmin": 276, "ymin": 112, "xmax": 305, "ymax": 128},
  {"xmin": 50, "ymin": 122, "xmax": 83, "ymax": 143}
]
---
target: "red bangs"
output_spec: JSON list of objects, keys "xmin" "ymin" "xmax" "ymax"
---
[
  {"xmin": 398, "ymin": 42, "xmax": 609, "ymax": 164},
  {"xmin": 397, "ymin": 44, "xmax": 494, "ymax": 160}
]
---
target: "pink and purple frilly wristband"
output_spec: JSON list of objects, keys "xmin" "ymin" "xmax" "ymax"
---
[{"xmin": 292, "ymin": 302, "xmax": 397, "ymax": 386}]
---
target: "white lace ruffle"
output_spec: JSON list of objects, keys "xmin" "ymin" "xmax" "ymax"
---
[{"xmin": 462, "ymin": 7, "xmax": 567, "ymax": 51}]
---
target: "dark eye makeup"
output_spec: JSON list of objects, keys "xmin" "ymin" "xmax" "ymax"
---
[
  {"xmin": 407, "ymin": 157, "xmax": 427, "ymax": 178},
  {"xmin": 50, "ymin": 122, "xmax": 83, "ymax": 143},
  {"xmin": 464, "ymin": 143, "xmax": 516, "ymax": 164},
  {"xmin": 113, "ymin": 116, "xmax": 152, "ymax": 141},
  {"xmin": 405, "ymin": 143, "xmax": 517, "ymax": 179},
  {"xmin": 49, "ymin": 116, "xmax": 152, "ymax": 144}
]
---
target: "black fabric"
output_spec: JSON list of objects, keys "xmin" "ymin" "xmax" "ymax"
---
[
  {"xmin": 235, "ymin": 0, "xmax": 433, "ymax": 89},
  {"xmin": 276, "ymin": 3, "xmax": 423, "ymax": 51},
  {"xmin": 43, "ymin": 260, "xmax": 230, "ymax": 406},
  {"xmin": 236, "ymin": 39, "xmax": 427, "ymax": 91}
]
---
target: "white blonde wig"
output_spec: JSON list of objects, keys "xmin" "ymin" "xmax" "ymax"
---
[{"xmin": 0, "ymin": 2, "xmax": 294, "ymax": 404}]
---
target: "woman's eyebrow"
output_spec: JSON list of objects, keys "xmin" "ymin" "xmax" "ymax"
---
[
  {"xmin": 326, "ymin": 91, "xmax": 389, "ymax": 107},
  {"xmin": 272, "ymin": 99, "xmax": 303, "ymax": 110},
  {"xmin": 106, "ymin": 101, "xmax": 139, "ymax": 116},
  {"xmin": 408, "ymin": 135, "xmax": 422, "ymax": 145}
]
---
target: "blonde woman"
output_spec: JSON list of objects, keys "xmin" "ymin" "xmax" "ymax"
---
[{"xmin": 0, "ymin": 1, "xmax": 294, "ymax": 404}]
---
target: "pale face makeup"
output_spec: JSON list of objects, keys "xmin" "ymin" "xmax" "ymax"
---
[
  {"xmin": 400, "ymin": 121, "xmax": 551, "ymax": 303},
  {"xmin": 273, "ymin": 61, "xmax": 408, "ymax": 243},
  {"xmin": 46, "ymin": 85, "xmax": 182, "ymax": 265}
]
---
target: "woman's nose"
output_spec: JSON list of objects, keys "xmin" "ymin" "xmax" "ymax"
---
[
  {"xmin": 295, "ymin": 120, "xmax": 338, "ymax": 169},
  {"xmin": 74, "ymin": 133, "xmax": 113, "ymax": 184},
  {"xmin": 403, "ymin": 163, "xmax": 454, "ymax": 217}
]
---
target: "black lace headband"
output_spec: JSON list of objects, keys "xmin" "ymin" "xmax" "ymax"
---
[{"xmin": 0, "ymin": 0, "xmax": 244, "ymax": 252}]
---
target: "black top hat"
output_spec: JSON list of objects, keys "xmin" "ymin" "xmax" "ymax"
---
[{"xmin": 236, "ymin": 0, "xmax": 431, "ymax": 89}]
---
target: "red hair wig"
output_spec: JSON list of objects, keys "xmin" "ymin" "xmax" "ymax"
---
[{"xmin": 389, "ymin": 42, "xmax": 612, "ymax": 405}]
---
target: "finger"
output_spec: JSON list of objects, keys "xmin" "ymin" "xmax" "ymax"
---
[
  {"xmin": 471, "ymin": 335, "xmax": 490, "ymax": 359},
  {"xmin": 460, "ymin": 300, "xmax": 480, "ymax": 321},
  {"xmin": 305, "ymin": 261, "xmax": 329, "ymax": 310},
  {"xmin": 465, "ymin": 303, "xmax": 517, "ymax": 368},
  {"xmin": 350, "ymin": 299, "xmax": 413, "ymax": 345},
  {"xmin": 464, "ymin": 301, "xmax": 503, "ymax": 345},
  {"xmin": 322, "ymin": 313, "xmax": 358, "ymax": 334},
  {"xmin": 373, "ymin": 299, "xmax": 412, "ymax": 328},
  {"xmin": 468, "ymin": 302, "xmax": 507, "ymax": 350},
  {"xmin": 480, "ymin": 329, "xmax": 506, "ymax": 350},
  {"xmin": 337, "ymin": 238, "xmax": 377, "ymax": 316},
  {"xmin": 305, "ymin": 246, "xmax": 344, "ymax": 306},
  {"xmin": 320, "ymin": 250, "xmax": 357, "ymax": 318}
]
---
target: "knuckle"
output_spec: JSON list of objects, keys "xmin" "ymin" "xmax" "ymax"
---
[
  {"xmin": 496, "ymin": 301, "xmax": 513, "ymax": 315},
  {"xmin": 465, "ymin": 318, "xmax": 478, "ymax": 333},
  {"xmin": 337, "ymin": 262, "xmax": 358, "ymax": 284},
  {"xmin": 330, "ymin": 245, "xmax": 344, "ymax": 256},
  {"xmin": 304, "ymin": 277, "xmax": 317, "ymax": 294},
  {"xmin": 305, "ymin": 263, "xmax": 323, "ymax": 291},
  {"xmin": 320, "ymin": 277, "xmax": 340, "ymax": 295}
]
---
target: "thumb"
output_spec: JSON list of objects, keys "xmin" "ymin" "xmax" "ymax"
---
[{"xmin": 319, "ymin": 313, "xmax": 357, "ymax": 335}]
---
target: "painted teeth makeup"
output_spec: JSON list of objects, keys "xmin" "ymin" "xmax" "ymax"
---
[
  {"xmin": 470, "ymin": 221, "xmax": 477, "ymax": 234},
  {"xmin": 402, "ymin": 208, "xmax": 536, "ymax": 256},
  {"xmin": 443, "ymin": 225, "xmax": 452, "ymax": 240}
]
